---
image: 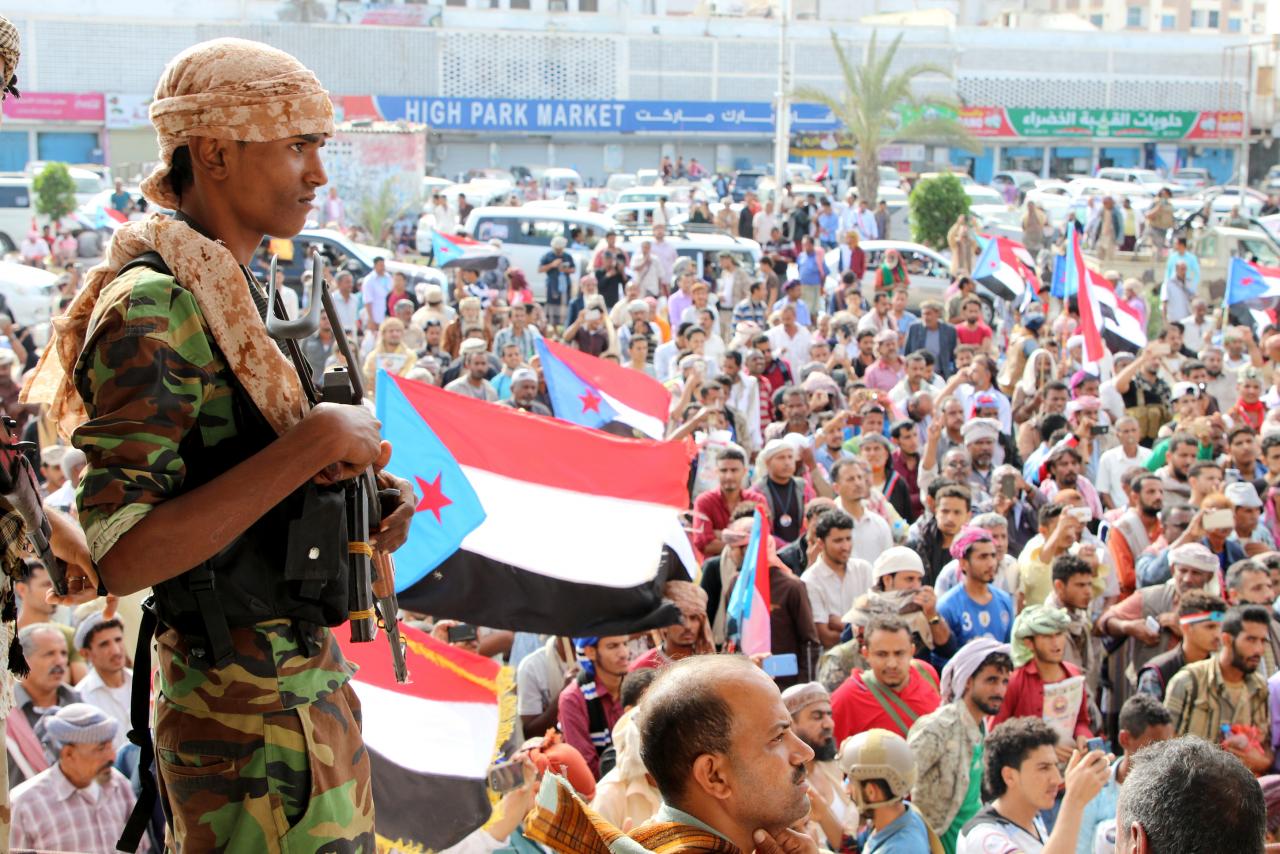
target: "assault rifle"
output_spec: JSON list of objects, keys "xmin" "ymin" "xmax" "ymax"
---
[
  {"xmin": 266, "ymin": 253, "xmax": 408, "ymax": 682},
  {"xmin": 0, "ymin": 415, "xmax": 68, "ymax": 594}
]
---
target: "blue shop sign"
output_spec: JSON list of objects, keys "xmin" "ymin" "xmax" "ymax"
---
[{"xmin": 365, "ymin": 96, "xmax": 840, "ymax": 134}]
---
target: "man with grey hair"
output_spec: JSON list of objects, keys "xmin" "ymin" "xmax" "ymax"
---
[
  {"xmin": 1114, "ymin": 736, "xmax": 1265, "ymax": 854},
  {"xmin": 9, "ymin": 624, "xmax": 81, "ymax": 787},
  {"xmin": 10, "ymin": 702, "xmax": 148, "ymax": 852}
]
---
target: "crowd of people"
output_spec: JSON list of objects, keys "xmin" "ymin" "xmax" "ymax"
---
[{"xmin": 6, "ymin": 25, "xmax": 1280, "ymax": 854}]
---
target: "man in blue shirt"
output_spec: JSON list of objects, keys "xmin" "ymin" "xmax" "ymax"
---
[
  {"xmin": 816, "ymin": 200, "xmax": 840, "ymax": 250},
  {"xmin": 937, "ymin": 526, "xmax": 1014, "ymax": 647},
  {"xmin": 771, "ymin": 279, "xmax": 812, "ymax": 327},
  {"xmin": 795, "ymin": 236, "xmax": 827, "ymax": 319},
  {"xmin": 1164, "ymin": 235, "xmax": 1200, "ymax": 292},
  {"xmin": 837, "ymin": 728, "xmax": 935, "ymax": 853}
]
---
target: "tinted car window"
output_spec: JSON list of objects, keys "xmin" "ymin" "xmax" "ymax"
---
[{"xmin": 0, "ymin": 186, "xmax": 30, "ymax": 208}]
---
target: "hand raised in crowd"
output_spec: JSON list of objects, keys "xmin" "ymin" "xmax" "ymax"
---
[
  {"xmin": 1124, "ymin": 617, "xmax": 1162, "ymax": 646},
  {"xmin": 1062, "ymin": 748, "xmax": 1112, "ymax": 807},
  {"xmin": 911, "ymin": 585, "xmax": 938, "ymax": 619}
]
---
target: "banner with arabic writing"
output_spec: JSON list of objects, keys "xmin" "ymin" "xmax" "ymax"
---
[{"xmin": 1004, "ymin": 108, "xmax": 1243, "ymax": 140}]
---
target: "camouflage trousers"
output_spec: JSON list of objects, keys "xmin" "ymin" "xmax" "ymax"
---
[{"xmin": 153, "ymin": 622, "xmax": 375, "ymax": 853}]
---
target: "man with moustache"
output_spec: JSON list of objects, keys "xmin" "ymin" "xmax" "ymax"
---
[
  {"xmin": 8, "ymin": 625, "xmax": 81, "ymax": 788},
  {"xmin": 1135, "ymin": 590, "xmax": 1226, "ymax": 701},
  {"xmin": 908, "ymin": 638, "xmax": 1013, "ymax": 854},
  {"xmin": 526, "ymin": 655, "xmax": 819, "ymax": 854},
  {"xmin": 1165, "ymin": 604, "xmax": 1274, "ymax": 775},
  {"xmin": 1108, "ymin": 472, "xmax": 1163, "ymax": 597},
  {"xmin": 10, "ymin": 703, "xmax": 148, "ymax": 852},
  {"xmin": 781, "ymin": 682, "xmax": 856, "ymax": 851}
]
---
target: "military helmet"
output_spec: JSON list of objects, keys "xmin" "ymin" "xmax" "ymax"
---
[{"xmin": 836, "ymin": 728, "xmax": 916, "ymax": 810}]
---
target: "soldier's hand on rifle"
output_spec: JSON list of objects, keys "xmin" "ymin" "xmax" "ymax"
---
[
  {"xmin": 371, "ymin": 468, "xmax": 414, "ymax": 553},
  {"xmin": 44, "ymin": 507, "xmax": 99, "ymax": 607},
  {"xmin": 305, "ymin": 402, "xmax": 389, "ymax": 485}
]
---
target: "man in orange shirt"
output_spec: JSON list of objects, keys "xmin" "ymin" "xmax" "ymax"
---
[{"xmin": 1108, "ymin": 472, "xmax": 1163, "ymax": 598}]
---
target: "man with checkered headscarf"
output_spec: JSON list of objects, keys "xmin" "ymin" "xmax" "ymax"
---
[{"xmin": 21, "ymin": 38, "xmax": 417, "ymax": 852}]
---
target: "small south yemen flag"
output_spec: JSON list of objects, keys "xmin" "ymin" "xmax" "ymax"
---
[
  {"xmin": 431, "ymin": 230, "xmax": 472, "ymax": 265},
  {"xmin": 376, "ymin": 371, "xmax": 688, "ymax": 636},
  {"xmin": 535, "ymin": 338, "xmax": 672, "ymax": 439},
  {"xmin": 1226, "ymin": 256, "xmax": 1280, "ymax": 305},
  {"xmin": 339, "ymin": 623, "xmax": 513, "ymax": 852},
  {"xmin": 726, "ymin": 507, "xmax": 772, "ymax": 656}
]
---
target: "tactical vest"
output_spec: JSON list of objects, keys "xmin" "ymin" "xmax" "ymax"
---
[{"xmin": 116, "ymin": 253, "xmax": 350, "ymax": 667}]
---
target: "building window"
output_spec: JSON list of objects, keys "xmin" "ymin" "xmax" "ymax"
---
[
  {"xmin": 1207, "ymin": 10, "xmax": 1219, "ymax": 26},
  {"xmin": 510, "ymin": 0, "xmax": 530, "ymax": 7},
  {"xmin": 1089, "ymin": 13, "xmax": 1104, "ymax": 26},
  {"xmin": 445, "ymin": 0, "xmax": 466, "ymax": 6},
  {"xmin": 1227, "ymin": 16, "xmax": 1241, "ymax": 30},
  {"xmin": 1125, "ymin": 6, "xmax": 1143, "ymax": 25},
  {"xmin": 1190, "ymin": 8, "xmax": 1205, "ymax": 26},
  {"xmin": 579, "ymin": 0, "xmax": 598, "ymax": 9},
  {"xmin": 1161, "ymin": 13, "xmax": 1176, "ymax": 28}
]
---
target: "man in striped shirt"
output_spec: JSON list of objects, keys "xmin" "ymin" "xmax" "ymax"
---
[{"xmin": 10, "ymin": 703, "xmax": 148, "ymax": 852}]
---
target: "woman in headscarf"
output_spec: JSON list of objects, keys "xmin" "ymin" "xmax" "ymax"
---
[
  {"xmin": 876, "ymin": 248, "xmax": 909, "ymax": 295},
  {"xmin": 947, "ymin": 214, "xmax": 976, "ymax": 277},
  {"xmin": 362, "ymin": 316, "xmax": 416, "ymax": 393},
  {"xmin": 859, "ymin": 433, "xmax": 912, "ymax": 523},
  {"xmin": 506, "ymin": 268, "xmax": 534, "ymax": 306},
  {"xmin": 1011, "ymin": 347, "xmax": 1058, "ymax": 421}
]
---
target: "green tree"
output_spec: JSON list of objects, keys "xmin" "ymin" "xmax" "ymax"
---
[
  {"xmin": 908, "ymin": 173, "xmax": 969, "ymax": 249},
  {"xmin": 791, "ymin": 31, "xmax": 980, "ymax": 206},
  {"xmin": 33, "ymin": 162, "xmax": 77, "ymax": 225},
  {"xmin": 355, "ymin": 176, "xmax": 420, "ymax": 246}
]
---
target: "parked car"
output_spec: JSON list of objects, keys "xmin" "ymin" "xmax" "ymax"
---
[
  {"xmin": 464, "ymin": 206, "xmax": 615, "ymax": 301},
  {"xmin": 970, "ymin": 204, "xmax": 1024, "ymax": 242},
  {"xmin": 730, "ymin": 169, "xmax": 767, "ymax": 202},
  {"xmin": 252, "ymin": 228, "xmax": 446, "ymax": 297},
  {"xmin": 1095, "ymin": 167, "xmax": 1179, "ymax": 196},
  {"xmin": 1172, "ymin": 168, "xmax": 1210, "ymax": 191},
  {"xmin": 0, "ymin": 261, "xmax": 57, "ymax": 333},
  {"xmin": 0, "ymin": 174, "xmax": 35, "ymax": 253},
  {"xmin": 823, "ymin": 239, "xmax": 995, "ymax": 321},
  {"xmin": 990, "ymin": 170, "xmax": 1039, "ymax": 203}
]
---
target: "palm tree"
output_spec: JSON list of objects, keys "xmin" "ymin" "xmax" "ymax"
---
[{"xmin": 792, "ymin": 31, "xmax": 980, "ymax": 205}]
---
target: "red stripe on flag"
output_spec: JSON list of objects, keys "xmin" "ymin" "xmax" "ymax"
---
[
  {"xmin": 388, "ymin": 374, "xmax": 691, "ymax": 506},
  {"xmin": 339, "ymin": 621, "xmax": 501, "ymax": 705},
  {"xmin": 541, "ymin": 338, "xmax": 671, "ymax": 420},
  {"xmin": 1072, "ymin": 232, "xmax": 1105, "ymax": 363}
]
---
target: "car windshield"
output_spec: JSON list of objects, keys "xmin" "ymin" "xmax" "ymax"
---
[
  {"xmin": 1238, "ymin": 237, "xmax": 1280, "ymax": 267},
  {"xmin": 735, "ymin": 174, "xmax": 760, "ymax": 189}
]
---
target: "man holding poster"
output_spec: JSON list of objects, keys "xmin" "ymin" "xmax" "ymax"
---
[{"xmin": 991, "ymin": 604, "xmax": 1093, "ymax": 759}]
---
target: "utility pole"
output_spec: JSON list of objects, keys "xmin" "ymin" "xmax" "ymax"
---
[{"xmin": 772, "ymin": 0, "xmax": 791, "ymax": 193}]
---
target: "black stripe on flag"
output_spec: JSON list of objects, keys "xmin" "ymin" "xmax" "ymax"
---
[
  {"xmin": 398, "ymin": 549, "xmax": 682, "ymax": 636},
  {"xmin": 370, "ymin": 760, "xmax": 491, "ymax": 851}
]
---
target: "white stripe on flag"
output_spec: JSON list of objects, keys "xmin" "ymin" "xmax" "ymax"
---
[
  {"xmin": 600, "ymin": 389, "xmax": 667, "ymax": 440},
  {"xmin": 459, "ymin": 465, "xmax": 672, "ymax": 588},
  {"xmin": 355, "ymin": 681, "xmax": 497, "ymax": 779},
  {"xmin": 664, "ymin": 514, "xmax": 701, "ymax": 580}
]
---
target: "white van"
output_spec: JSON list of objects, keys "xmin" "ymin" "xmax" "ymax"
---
[
  {"xmin": 540, "ymin": 167, "xmax": 583, "ymax": 199},
  {"xmin": 464, "ymin": 206, "xmax": 616, "ymax": 301},
  {"xmin": 0, "ymin": 174, "xmax": 35, "ymax": 254}
]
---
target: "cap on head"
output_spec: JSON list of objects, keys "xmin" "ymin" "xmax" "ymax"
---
[{"xmin": 142, "ymin": 38, "xmax": 335, "ymax": 210}]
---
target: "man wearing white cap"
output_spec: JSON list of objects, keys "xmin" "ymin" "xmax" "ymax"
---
[
  {"xmin": 960, "ymin": 418, "xmax": 1001, "ymax": 502},
  {"xmin": 1099, "ymin": 542, "xmax": 1218, "ymax": 692},
  {"xmin": 500, "ymin": 367, "xmax": 551, "ymax": 416},
  {"xmin": 872, "ymin": 547, "xmax": 952, "ymax": 653},
  {"xmin": 10, "ymin": 703, "xmax": 148, "ymax": 852},
  {"xmin": 908, "ymin": 638, "xmax": 1013, "ymax": 853},
  {"xmin": 1226, "ymin": 481, "xmax": 1276, "ymax": 554},
  {"xmin": 752, "ymin": 439, "xmax": 810, "ymax": 544},
  {"xmin": 781, "ymin": 682, "xmax": 857, "ymax": 849},
  {"xmin": 73, "ymin": 609, "xmax": 132, "ymax": 748}
]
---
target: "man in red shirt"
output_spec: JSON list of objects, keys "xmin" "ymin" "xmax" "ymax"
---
[
  {"xmin": 992, "ymin": 604, "xmax": 1092, "ymax": 757},
  {"xmin": 953, "ymin": 296, "xmax": 994, "ymax": 354},
  {"xmin": 558, "ymin": 636, "xmax": 630, "ymax": 778},
  {"xmin": 691, "ymin": 446, "xmax": 765, "ymax": 556},
  {"xmin": 832, "ymin": 614, "xmax": 940, "ymax": 741}
]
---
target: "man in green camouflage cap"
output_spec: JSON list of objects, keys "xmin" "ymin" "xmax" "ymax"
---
[{"xmin": 23, "ymin": 37, "xmax": 414, "ymax": 853}]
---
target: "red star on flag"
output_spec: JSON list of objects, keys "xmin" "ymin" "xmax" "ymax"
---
[
  {"xmin": 580, "ymin": 389, "xmax": 603, "ymax": 413},
  {"xmin": 414, "ymin": 473, "xmax": 453, "ymax": 523}
]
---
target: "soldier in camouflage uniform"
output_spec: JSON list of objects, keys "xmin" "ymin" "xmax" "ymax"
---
[{"xmin": 22, "ymin": 38, "xmax": 413, "ymax": 853}]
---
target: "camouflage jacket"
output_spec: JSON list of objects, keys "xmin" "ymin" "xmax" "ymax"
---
[{"xmin": 71, "ymin": 265, "xmax": 351, "ymax": 708}]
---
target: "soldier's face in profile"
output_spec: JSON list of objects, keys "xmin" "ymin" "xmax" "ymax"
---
[{"xmin": 206, "ymin": 134, "xmax": 328, "ymax": 240}]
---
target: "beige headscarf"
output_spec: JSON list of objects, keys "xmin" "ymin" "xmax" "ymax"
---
[{"xmin": 22, "ymin": 38, "xmax": 335, "ymax": 439}]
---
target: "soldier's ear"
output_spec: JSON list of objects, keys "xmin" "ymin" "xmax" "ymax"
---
[{"xmin": 187, "ymin": 136, "xmax": 235, "ymax": 183}]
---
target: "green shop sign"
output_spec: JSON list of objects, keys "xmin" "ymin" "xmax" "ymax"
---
[{"xmin": 1004, "ymin": 108, "xmax": 1198, "ymax": 140}]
